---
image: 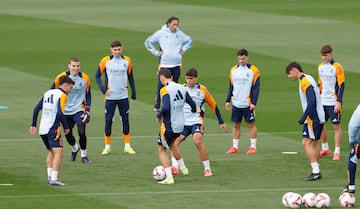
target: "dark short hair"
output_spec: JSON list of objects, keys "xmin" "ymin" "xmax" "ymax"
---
[
  {"xmin": 185, "ymin": 67, "xmax": 198, "ymax": 77},
  {"xmin": 166, "ymin": 16, "xmax": 179, "ymax": 24},
  {"xmin": 320, "ymin": 44, "xmax": 333, "ymax": 55},
  {"xmin": 68, "ymin": 56, "xmax": 80, "ymax": 64},
  {"xmin": 285, "ymin": 61, "xmax": 303, "ymax": 74},
  {"xmin": 158, "ymin": 68, "xmax": 172, "ymax": 79},
  {"xmin": 237, "ymin": 48, "xmax": 248, "ymax": 56},
  {"xmin": 110, "ymin": 40, "xmax": 122, "ymax": 48},
  {"xmin": 58, "ymin": 75, "xmax": 75, "ymax": 85}
]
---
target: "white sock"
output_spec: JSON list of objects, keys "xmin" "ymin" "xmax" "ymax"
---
[
  {"xmin": 321, "ymin": 143, "xmax": 329, "ymax": 150},
  {"xmin": 124, "ymin": 143, "xmax": 131, "ymax": 149},
  {"xmin": 47, "ymin": 167, "xmax": 52, "ymax": 179},
  {"xmin": 105, "ymin": 144, "xmax": 111, "ymax": 149},
  {"xmin": 81, "ymin": 149, "xmax": 87, "ymax": 158},
  {"xmin": 164, "ymin": 167, "xmax": 173, "ymax": 179},
  {"xmin": 250, "ymin": 138, "xmax": 257, "ymax": 148},
  {"xmin": 311, "ymin": 162, "xmax": 320, "ymax": 174},
  {"xmin": 177, "ymin": 158, "xmax": 186, "ymax": 169},
  {"xmin": 171, "ymin": 157, "xmax": 178, "ymax": 168},
  {"xmin": 72, "ymin": 144, "xmax": 79, "ymax": 152},
  {"xmin": 232, "ymin": 139, "xmax": 239, "ymax": 149},
  {"xmin": 334, "ymin": 147, "xmax": 341, "ymax": 154},
  {"xmin": 51, "ymin": 170, "xmax": 59, "ymax": 181},
  {"xmin": 202, "ymin": 160, "xmax": 211, "ymax": 171},
  {"xmin": 349, "ymin": 185, "xmax": 356, "ymax": 190}
]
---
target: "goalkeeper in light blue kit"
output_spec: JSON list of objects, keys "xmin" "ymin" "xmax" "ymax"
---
[
  {"xmin": 342, "ymin": 104, "xmax": 360, "ymax": 193},
  {"xmin": 52, "ymin": 57, "xmax": 92, "ymax": 164}
]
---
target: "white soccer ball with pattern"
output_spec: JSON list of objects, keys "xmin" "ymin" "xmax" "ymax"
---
[
  {"xmin": 282, "ymin": 192, "xmax": 294, "ymax": 207},
  {"xmin": 339, "ymin": 192, "xmax": 355, "ymax": 208},
  {"xmin": 314, "ymin": 193, "xmax": 330, "ymax": 208},
  {"xmin": 302, "ymin": 192, "xmax": 316, "ymax": 208},
  {"xmin": 152, "ymin": 165, "xmax": 166, "ymax": 181},
  {"xmin": 287, "ymin": 192, "xmax": 303, "ymax": 208}
]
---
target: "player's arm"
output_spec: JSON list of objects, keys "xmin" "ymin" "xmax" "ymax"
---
[
  {"xmin": 185, "ymin": 92, "xmax": 197, "ymax": 113},
  {"xmin": 336, "ymin": 64, "xmax": 345, "ymax": 104},
  {"xmin": 298, "ymin": 86, "xmax": 316, "ymax": 124},
  {"xmin": 180, "ymin": 31, "xmax": 192, "ymax": 53},
  {"xmin": 94, "ymin": 57, "xmax": 109, "ymax": 94},
  {"xmin": 31, "ymin": 97, "xmax": 43, "ymax": 128},
  {"xmin": 250, "ymin": 67, "xmax": 260, "ymax": 106},
  {"xmin": 144, "ymin": 32, "xmax": 160, "ymax": 56},
  {"xmin": 158, "ymin": 94, "xmax": 170, "ymax": 116},
  {"xmin": 126, "ymin": 57, "xmax": 136, "ymax": 100},
  {"xmin": 203, "ymin": 87, "xmax": 224, "ymax": 124},
  {"xmin": 58, "ymin": 94, "xmax": 69, "ymax": 131}
]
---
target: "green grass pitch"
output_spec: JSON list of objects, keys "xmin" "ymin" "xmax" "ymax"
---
[{"xmin": 0, "ymin": 0, "xmax": 360, "ymax": 208}]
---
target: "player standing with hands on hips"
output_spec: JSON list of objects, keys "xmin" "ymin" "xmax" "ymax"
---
[
  {"xmin": 51, "ymin": 57, "xmax": 92, "ymax": 164},
  {"xmin": 145, "ymin": 16, "xmax": 192, "ymax": 112},
  {"xmin": 225, "ymin": 49, "xmax": 260, "ymax": 155},
  {"xmin": 95, "ymin": 40, "xmax": 137, "ymax": 155},
  {"xmin": 285, "ymin": 61, "xmax": 325, "ymax": 181},
  {"xmin": 30, "ymin": 75, "xmax": 75, "ymax": 186}
]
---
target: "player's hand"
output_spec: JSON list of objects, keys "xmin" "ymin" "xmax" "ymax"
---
[
  {"xmin": 334, "ymin": 102, "xmax": 342, "ymax": 113},
  {"xmin": 81, "ymin": 111, "xmax": 90, "ymax": 123},
  {"xmin": 64, "ymin": 128, "xmax": 70, "ymax": 134},
  {"xmin": 179, "ymin": 50, "xmax": 185, "ymax": 56},
  {"xmin": 157, "ymin": 51, "xmax": 163, "ymax": 57},
  {"xmin": 250, "ymin": 104, "xmax": 256, "ymax": 110},
  {"xmin": 349, "ymin": 141, "xmax": 357, "ymax": 149},
  {"xmin": 220, "ymin": 123, "xmax": 228, "ymax": 133},
  {"xmin": 29, "ymin": 126, "xmax": 37, "ymax": 135},
  {"xmin": 225, "ymin": 102, "xmax": 231, "ymax": 110},
  {"xmin": 156, "ymin": 117, "xmax": 163, "ymax": 125}
]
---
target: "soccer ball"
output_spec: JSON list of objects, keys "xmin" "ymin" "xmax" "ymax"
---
[
  {"xmin": 314, "ymin": 193, "xmax": 330, "ymax": 208},
  {"xmin": 152, "ymin": 165, "xmax": 166, "ymax": 181},
  {"xmin": 287, "ymin": 192, "xmax": 303, "ymax": 208},
  {"xmin": 339, "ymin": 192, "xmax": 355, "ymax": 208},
  {"xmin": 302, "ymin": 192, "xmax": 316, "ymax": 208},
  {"xmin": 282, "ymin": 192, "xmax": 294, "ymax": 207}
]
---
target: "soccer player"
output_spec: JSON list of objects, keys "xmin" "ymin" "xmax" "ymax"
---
[
  {"xmin": 95, "ymin": 40, "xmax": 137, "ymax": 155},
  {"xmin": 156, "ymin": 68, "xmax": 196, "ymax": 184},
  {"xmin": 225, "ymin": 49, "xmax": 260, "ymax": 155},
  {"xmin": 285, "ymin": 61, "xmax": 325, "ymax": 181},
  {"xmin": 145, "ymin": 16, "xmax": 192, "ymax": 112},
  {"xmin": 341, "ymin": 104, "xmax": 360, "ymax": 193},
  {"xmin": 30, "ymin": 75, "xmax": 74, "ymax": 186},
  {"xmin": 171, "ymin": 68, "xmax": 227, "ymax": 177},
  {"xmin": 51, "ymin": 57, "xmax": 92, "ymax": 164},
  {"xmin": 317, "ymin": 44, "xmax": 345, "ymax": 160}
]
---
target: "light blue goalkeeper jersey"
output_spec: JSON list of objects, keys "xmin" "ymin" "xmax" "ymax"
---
[{"xmin": 145, "ymin": 25, "xmax": 192, "ymax": 67}]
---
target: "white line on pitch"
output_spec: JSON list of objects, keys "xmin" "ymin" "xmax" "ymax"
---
[{"xmin": 0, "ymin": 186, "xmax": 340, "ymax": 199}]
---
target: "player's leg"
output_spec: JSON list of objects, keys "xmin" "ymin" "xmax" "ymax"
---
[
  {"xmin": 119, "ymin": 99, "xmax": 135, "ymax": 154},
  {"xmin": 48, "ymin": 131, "xmax": 65, "ymax": 186},
  {"xmin": 225, "ymin": 106, "xmax": 241, "ymax": 154},
  {"xmin": 170, "ymin": 134, "xmax": 186, "ymax": 175},
  {"xmin": 303, "ymin": 122, "xmax": 322, "ymax": 181},
  {"xmin": 192, "ymin": 131, "xmax": 212, "ymax": 176},
  {"xmin": 170, "ymin": 133, "xmax": 189, "ymax": 176},
  {"xmin": 343, "ymin": 143, "xmax": 358, "ymax": 193},
  {"xmin": 320, "ymin": 106, "xmax": 331, "ymax": 157},
  {"xmin": 170, "ymin": 66, "xmax": 181, "ymax": 83},
  {"xmin": 41, "ymin": 135, "xmax": 53, "ymax": 184},
  {"xmin": 245, "ymin": 107, "xmax": 257, "ymax": 154},
  {"xmin": 64, "ymin": 115, "xmax": 80, "ymax": 161},
  {"xmin": 330, "ymin": 108, "xmax": 342, "ymax": 160},
  {"xmin": 157, "ymin": 129, "xmax": 174, "ymax": 184},
  {"xmin": 102, "ymin": 100, "xmax": 116, "ymax": 155},
  {"xmin": 73, "ymin": 111, "xmax": 91, "ymax": 163}
]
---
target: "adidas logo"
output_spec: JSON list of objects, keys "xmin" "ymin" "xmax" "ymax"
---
[{"xmin": 332, "ymin": 118, "xmax": 338, "ymax": 122}]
